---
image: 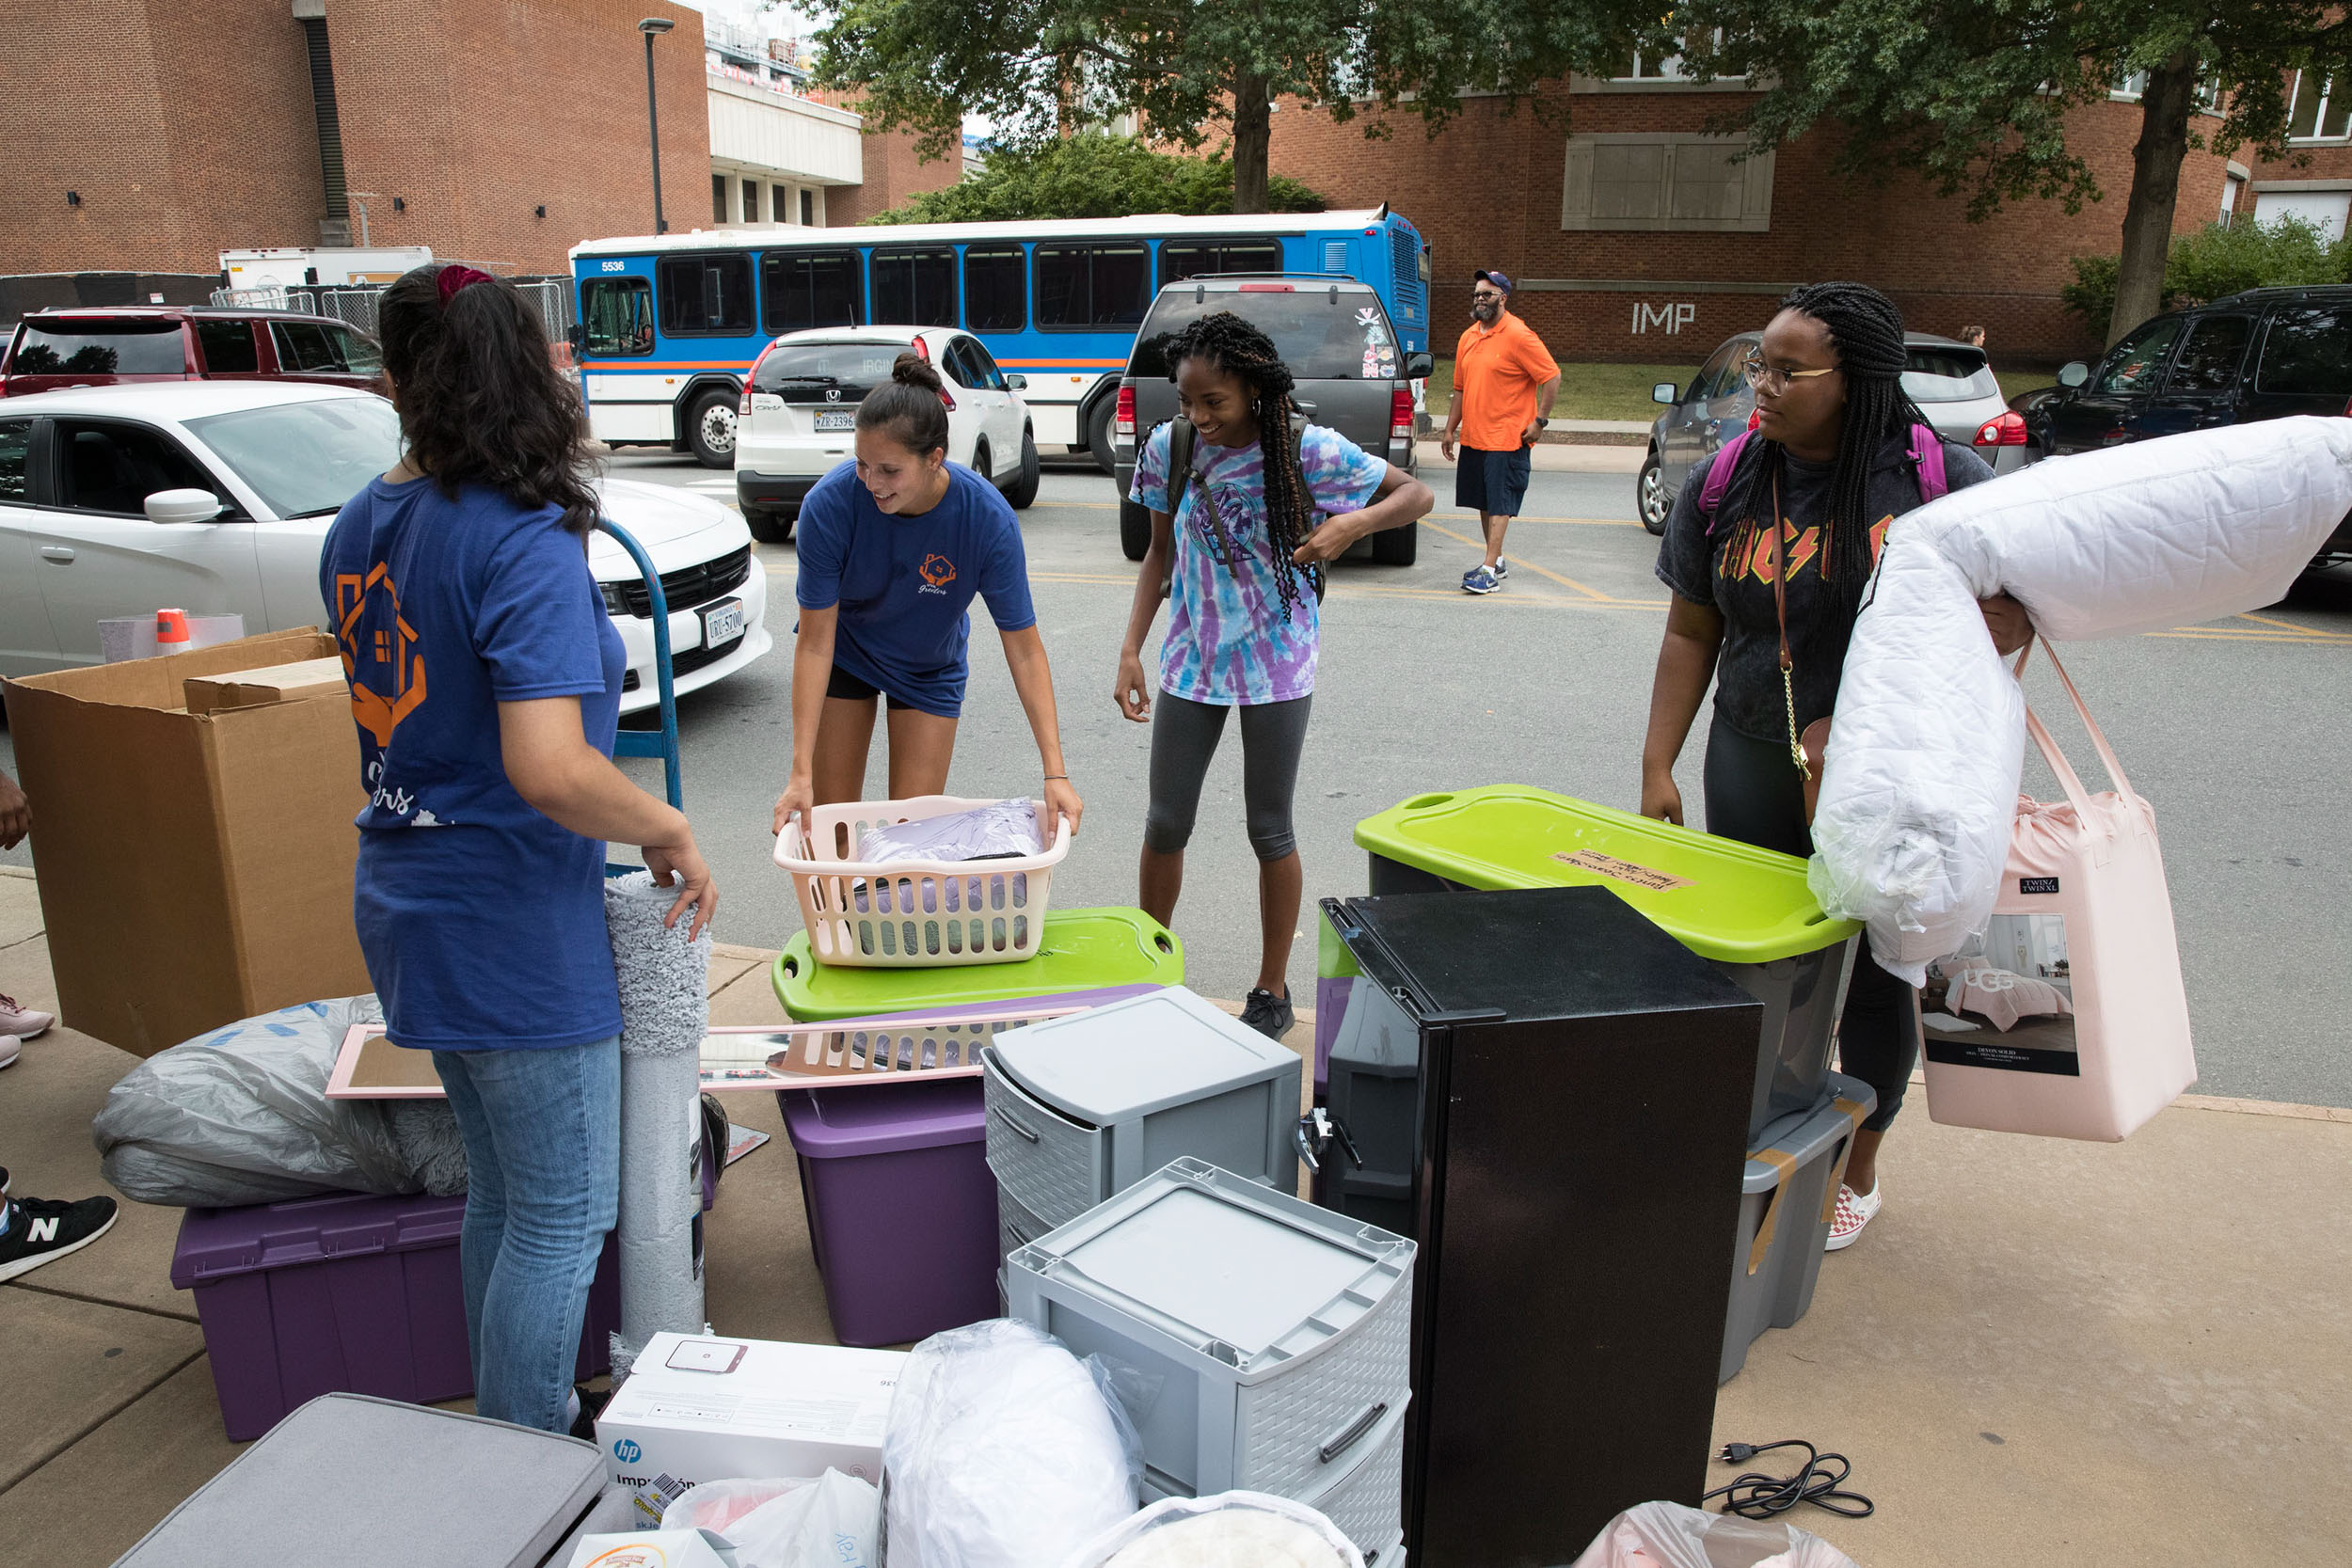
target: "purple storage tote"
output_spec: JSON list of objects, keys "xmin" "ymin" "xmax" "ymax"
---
[{"xmin": 171, "ymin": 1190, "xmax": 619, "ymax": 1441}]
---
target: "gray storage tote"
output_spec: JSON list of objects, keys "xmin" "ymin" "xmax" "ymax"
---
[{"xmin": 1720, "ymin": 1071, "xmax": 1877, "ymax": 1383}]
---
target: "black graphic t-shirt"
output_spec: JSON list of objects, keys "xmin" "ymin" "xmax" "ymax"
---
[{"xmin": 1655, "ymin": 432, "xmax": 1993, "ymax": 743}]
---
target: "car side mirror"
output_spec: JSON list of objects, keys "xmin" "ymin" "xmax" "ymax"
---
[
  {"xmin": 1405, "ymin": 352, "xmax": 1435, "ymax": 380},
  {"xmin": 1652, "ymin": 382, "xmax": 1678, "ymax": 405},
  {"xmin": 2057, "ymin": 361, "xmax": 2090, "ymax": 388},
  {"xmin": 145, "ymin": 488, "xmax": 225, "ymax": 525},
  {"xmin": 1004, "ymin": 373, "xmax": 1027, "ymax": 390}
]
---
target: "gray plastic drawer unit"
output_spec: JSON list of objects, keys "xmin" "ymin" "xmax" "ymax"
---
[
  {"xmin": 985, "ymin": 986, "xmax": 1301, "ymax": 1243},
  {"xmin": 1721, "ymin": 1071, "xmax": 1876, "ymax": 1383},
  {"xmin": 1006, "ymin": 1158, "xmax": 1414, "ymax": 1557}
]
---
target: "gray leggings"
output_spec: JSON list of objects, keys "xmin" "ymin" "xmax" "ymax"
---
[{"xmin": 1144, "ymin": 692, "xmax": 1312, "ymax": 863}]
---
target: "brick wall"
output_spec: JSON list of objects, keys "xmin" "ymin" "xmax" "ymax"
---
[
  {"xmin": 1272, "ymin": 86, "xmax": 2236, "ymax": 367},
  {"xmin": 819, "ymin": 121, "xmax": 965, "ymax": 226}
]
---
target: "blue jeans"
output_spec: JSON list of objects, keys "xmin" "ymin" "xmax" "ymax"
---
[{"xmin": 432, "ymin": 1035, "xmax": 620, "ymax": 1432}]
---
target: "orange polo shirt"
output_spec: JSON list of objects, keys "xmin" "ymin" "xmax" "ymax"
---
[{"xmin": 1453, "ymin": 312, "xmax": 1561, "ymax": 451}]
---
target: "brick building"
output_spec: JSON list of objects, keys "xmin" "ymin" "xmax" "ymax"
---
[
  {"xmin": 0, "ymin": 0, "xmax": 961, "ymax": 285},
  {"xmin": 2245, "ymin": 69, "xmax": 2352, "ymax": 239},
  {"xmin": 1270, "ymin": 74, "xmax": 2241, "ymax": 366}
]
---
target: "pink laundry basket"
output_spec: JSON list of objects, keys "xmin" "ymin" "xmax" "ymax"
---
[{"xmin": 773, "ymin": 795, "xmax": 1072, "ymax": 968}]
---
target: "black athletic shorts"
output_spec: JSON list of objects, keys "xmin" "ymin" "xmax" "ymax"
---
[
  {"xmin": 1454, "ymin": 443, "xmax": 1533, "ymax": 517},
  {"xmin": 826, "ymin": 665, "xmax": 919, "ymax": 711}
]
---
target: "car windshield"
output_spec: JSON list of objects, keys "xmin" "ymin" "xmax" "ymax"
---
[
  {"xmin": 1900, "ymin": 346, "xmax": 1997, "ymax": 403},
  {"xmin": 1132, "ymin": 291, "xmax": 1401, "ymax": 380},
  {"xmin": 185, "ymin": 397, "xmax": 402, "ymax": 518},
  {"xmin": 752, "ymin": 342, "xmax": 911, "ymax": 398},
  {"xmin": 11, "ymin": 319, "xmax": 183, "ymax": 376}
]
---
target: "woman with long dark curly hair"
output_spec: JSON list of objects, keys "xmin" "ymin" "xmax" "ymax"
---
[
  {"xmin": 322, "ymin": 263, "xmax": 716, "ymax": 1433},
  {"xmin": 1640, "ymin": 280, "xmax": 2030, "ymax": 1250},
  {"xmin": 1116, "ymin": 310, "xmax": 1433, "ymax": 1037}
]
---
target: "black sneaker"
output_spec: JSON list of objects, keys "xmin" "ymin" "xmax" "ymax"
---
[
  {"xmin": 0, "ymin": 1192, "xmax": 118, "ymax": 1283},
  {"xmin": 568, "ymin": 1382, "xmax": 614, "ymax": 1441},
  {"xmin": 1240, "ymin": 986, "xmax": 1295, "ymax": 1040}
]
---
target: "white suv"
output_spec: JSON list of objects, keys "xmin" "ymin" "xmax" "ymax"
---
[{"xmin": 734, "ymin": 326, "xmax": 1039, "ymax": 542}]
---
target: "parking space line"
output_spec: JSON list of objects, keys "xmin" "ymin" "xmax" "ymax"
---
[{"xmin": 1418, "ymin": 517, "xmax": 1627, "ymax": 603}]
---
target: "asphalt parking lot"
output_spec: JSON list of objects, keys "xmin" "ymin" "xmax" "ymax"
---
[{"xmin": 6, "ymin": 448, "xmax": 2348, "ymax": 1109}]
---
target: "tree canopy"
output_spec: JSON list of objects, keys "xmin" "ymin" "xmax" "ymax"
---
[
  {"xmin": 864, "ymin": 134, "xmax": 1327, "ymax": 225},
  {"xmin": 2061, "ymin": 214, "xmax": 2352, "ymax": 334}
]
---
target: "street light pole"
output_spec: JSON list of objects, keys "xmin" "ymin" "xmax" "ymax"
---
[{"xmin": 639, "ymin": 17, "xmax": 675, "ymax": 235}]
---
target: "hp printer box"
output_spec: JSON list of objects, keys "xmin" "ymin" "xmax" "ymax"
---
[{"xmin": 596, "ymin": 1334, "xmax": 906, "ymax": 1523}]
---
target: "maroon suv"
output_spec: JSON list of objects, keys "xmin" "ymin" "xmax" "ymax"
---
[{"xmin": 0, "ymin": 306, "xmax": 383, "ymax": 397}]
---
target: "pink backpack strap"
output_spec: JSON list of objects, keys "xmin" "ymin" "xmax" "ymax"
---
[
  {"xmin": 1696, "ymin": 431, "xmax": 1753, "ymax": 533},
  {"xmin": 1909, "ymin": 422, "xmax": 1947, "ymax": 502}
]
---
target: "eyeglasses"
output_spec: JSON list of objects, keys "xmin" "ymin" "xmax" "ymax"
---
[
  {"xmin": 1471, "ymin": 291, "xmax": 1505, "ymax": 302},
  {"xmin": 1740, "ymin": 348, "xmax": 1837, "ymax": 393}
]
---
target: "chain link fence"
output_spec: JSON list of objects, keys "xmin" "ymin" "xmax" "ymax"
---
[{"xmin": 208, "ymin": 277, "xmax": 574, "ymax": 344}]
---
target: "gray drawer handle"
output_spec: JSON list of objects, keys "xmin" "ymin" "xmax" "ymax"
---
[
  {"xmin": 1318, "ymin": 1401, "xmax": 1387, "ymax": 1465},
  {"xmin": 990, "ymin": 1102, "xmax": 1041, "ymax": 1143}
]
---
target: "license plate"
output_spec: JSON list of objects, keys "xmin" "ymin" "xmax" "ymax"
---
[
  {"xmin": 701, "ymin": 598, "xmax": 744, "ymax": 649},
  {"xmin": 815, "ymin": 410, "xmax": 855, "ymax": 432}
]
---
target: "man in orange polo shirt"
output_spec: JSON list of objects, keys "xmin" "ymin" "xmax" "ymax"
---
[{"xmin": 1441, "ymin": 269, "xmax": 1561, "ymax": 594}]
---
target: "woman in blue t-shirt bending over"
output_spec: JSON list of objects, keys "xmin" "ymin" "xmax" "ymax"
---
[
  {"xmin": 771, "ymin": 354, "xmax": 1082, "ymax": 835},
  {"xmin": 322, "ymin": 264, "xmax": 717, "ymax": 1433}
]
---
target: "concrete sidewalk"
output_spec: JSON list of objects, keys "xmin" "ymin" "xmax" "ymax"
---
[{"xmin": 2, "ymin": 862, "xmax": 2344, "ymax": 1563}]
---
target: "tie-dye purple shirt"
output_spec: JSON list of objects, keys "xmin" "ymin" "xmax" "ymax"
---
[{"xmin": 1130, "ymin": 422, "xmax": 1386, "ymax": 705}]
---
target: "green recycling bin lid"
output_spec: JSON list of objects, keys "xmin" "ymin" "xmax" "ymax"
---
[
  {"xmin": 1353, "ymin": 785, "xmax": 1857, "ymax": 964},
  {"xmin": 772, "ymin": 905, "xmax": 1186, "ymax": 1022}
]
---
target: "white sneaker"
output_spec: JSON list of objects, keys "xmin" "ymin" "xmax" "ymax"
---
[
  {"xmin": 0, "ymin": 993, "xmax": 52, "ymax": 1039},
  {"xmin": 0, "ymin": 1034, "xmax": 18, "ymax": 1070},
  {"xmin": 1825, "ymin": 1180, "xmax": 1881, "ymax": 1251}
]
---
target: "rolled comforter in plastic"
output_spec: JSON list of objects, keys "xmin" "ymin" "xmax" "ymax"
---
[{"xmin": 1809, "ymin": 416, "xmax": 2352, "ymax": 982}]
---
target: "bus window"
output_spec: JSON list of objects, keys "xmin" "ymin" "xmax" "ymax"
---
[
  {"xmin": 963, "ymin": 247, "xmax": 1025, "ymax": 331},
  {"xmin": 657, "ymin": 253, "xmax": 754, "ymax": 336},
  {"xmin": 581, "ymin": 277, "xmax": 655, "ymax": 356},
  {"xmin": 762, "ymin": 249, "xmax": 865, "ymax": 334},
  {"xmin": 871, "ymin": 247, "xmax": 958, "ymax": 327},
  {"xmin": 1035, "ymin": 242, "xmax": 1150, "ymax": 330},
  {"xmin": 1157, "ymin": 239, "xmax": 1282, "ymax": 287}
]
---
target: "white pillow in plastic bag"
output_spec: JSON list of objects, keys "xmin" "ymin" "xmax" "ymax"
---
[
  {"xmin": 1058, "ymin": 1491, "xmax": 1364, "ymax": 1568},
  {"xmin": 856, "ymin": 800, "xmax": 1044, "ymax": 866}
]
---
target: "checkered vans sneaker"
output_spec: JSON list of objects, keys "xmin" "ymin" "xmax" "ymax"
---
[{"xmin": 1825, "ymin": 1180, "xmax": 1882, "ymax": 1252}]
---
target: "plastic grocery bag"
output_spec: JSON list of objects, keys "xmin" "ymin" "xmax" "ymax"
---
[
  {"xmin": 664, "ymin": 1471, "xmax": 879, "ymax": 1568},
  {"xmin": 91, "ymin": 996, "xmax": 469, "ymax": 1206},
  {"xmin": 1567, "ymin": 1502, "xmax": 1860, "ymax": 1568},
  {"xmin": 856, "ymin": 800, "xmax": 1044, "ymax": 865},
  {"xmin": 882, "ymin": 1319, "xmax": 1139, "ymax": 1568},
  {"xmin": 1057, "ymin": 1491, "xmax": 1364, "ymax": 1568}
]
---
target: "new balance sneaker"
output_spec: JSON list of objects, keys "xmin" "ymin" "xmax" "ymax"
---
[
  {"xmin": 1240, "ymin": 986, "xmax": 1295, "ymax": 1041},
  {"xmin": 1461, "ymin": 564, "xmax": 1502, "ymax": 595},
  {"xmin": 0, "ymin": 993, "xmax": 52, "ymax": 1040},
  {"xmin": 0, "ymin": 1034, "xmax": 18, "ymax": 1071},
  {"xmin": 1825, "ymin": 1180, "xmax": 1882, "ymax": 1252},
  {"xmin": 0, "ymin": 1191, "xmax": 119, "ymax": 1283}
]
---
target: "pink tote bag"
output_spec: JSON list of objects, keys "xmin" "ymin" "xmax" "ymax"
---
[{"xmin": 1919, "ymin": 641, "xmax": 2195, "ymax": 1141}]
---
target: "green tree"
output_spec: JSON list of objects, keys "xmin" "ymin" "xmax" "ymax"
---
[
  {"xmin": 2061, "ymin": 213, "xmax": 2352, "ymax": 332},
  {"xmin": 804, "ymin": 0, "xmax": 1653, "ymax": 214},
  {"xmin": 865, "ymin": 134, "xmax": 1327, "ymax": 224},
  {"xmin": 1639, "ymin": 1, "xmax": 2352, "ymax": 343}
]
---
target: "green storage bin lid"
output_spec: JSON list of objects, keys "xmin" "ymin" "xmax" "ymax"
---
[
  {"xmin": 772, "ymin": 905, "xmax": 1185, "ymax": 1022},
  {"xmin": 1353, "ymin": 785, "xmax": 1857, "ymax": 963}
]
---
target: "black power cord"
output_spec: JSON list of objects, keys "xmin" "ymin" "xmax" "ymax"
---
[{"xmin": 1705, "ymin": 1439, "xmax": 1875, "ymax": 1520}]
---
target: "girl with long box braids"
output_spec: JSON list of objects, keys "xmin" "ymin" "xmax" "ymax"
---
[
  {"xmin": 1640, "ymin": 280, "xmax": 2035, "ymax": 1250},
  {"xmin": 1116, "ymin": 311, "xmax": 1432, "ymax": 1037}
]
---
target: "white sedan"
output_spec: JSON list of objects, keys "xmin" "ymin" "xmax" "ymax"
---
[{"xmin": 0, "ymin": 381, "xmax": 770, "ymax": 712}]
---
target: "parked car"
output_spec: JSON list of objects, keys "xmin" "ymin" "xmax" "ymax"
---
[
  {"xmin": 1638, "ymin": 331, "xmax": 2028, "ymax": 534},
  {"xmin": 734, "ymin": 326, "xmax": 1039, "ymax": 543},
  {"xmin": 0, "ymin": 382, "xmax": 771, "ymax": 710},
  {"xmin": 0, "ymin": 306, "xmax": 383, "ymax": 398},
  {"xmin": 1112, "ymin": 275, "xmax": 1433, "ymax": 563}
]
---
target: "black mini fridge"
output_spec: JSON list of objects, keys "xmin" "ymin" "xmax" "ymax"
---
[{"xmin": 1315, "ymin": 886, "xmax": 1762, "ymax": 1567}]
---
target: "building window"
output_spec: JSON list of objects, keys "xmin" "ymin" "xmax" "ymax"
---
[
  {"xmin": 2288, "ymin": 71, "xmax": 2351, "ymax": 141},
  {"xmin": 1034, "ymin": 242, "xmax": 1150, "ymax": 330},
  {"xmin": 1157, "ymin": 239, "xmax": 1283, "ymax": 287},
  {"xmin": 712, "ymin": 175, "xmax": 728, "ymax": 227},
  {"xmin": 1613, "ymin": 32, "xmax": 1740, "ymax": 82},
  {"xmin": 2221, "ymin": 175, "xmax": 2244, "ymax": 225},
  {"xmin": 2253, "ymin": 186, "xmax": 2352, "ymax": 240},
  {"xmin": 742, "ymin": 180, "xmax": 760, "ymax": 223},
  {"xmin": 870, "ymin": 247, "xmax": 958, "ymax": 327},
  {"xmin": 801, "ymin": 188, "xmax": 816, "ymax": 226},
  {"xmin": 657, "ymin": 252, "xmax": 755, "ymax": 336},
  {"xmin": 581, "ymin": 277, "xmax": 655, "ymax": 356},
  {"xmin": 773, "ymin": 184, "xmax": 791, "ymax": 225},
  {"xmin": 760, "ymin": 249, "xmax": 863, "ymax": 334},
  {"xmin": 963, "ymin": 246, "xmax": 1025, "ymax": 331},
  {"xmin": 1561, "ymin": 134, "xmax": 1773, "ymax": 232}
]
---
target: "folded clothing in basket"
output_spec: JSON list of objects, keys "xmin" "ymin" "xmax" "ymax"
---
[{"xmin": 858, "ymin": 800, "xmax": 1044, "ymax": 865}]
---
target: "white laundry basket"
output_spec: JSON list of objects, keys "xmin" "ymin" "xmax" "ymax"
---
[{"xmin": 774, "ymin": 795, "xmax": 1072, "ymax": 968}]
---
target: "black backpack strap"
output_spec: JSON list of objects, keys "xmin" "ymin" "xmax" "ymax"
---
[{"xmin": 1165, "ymin": 418, "xmax": 1195, "ymax": 518}]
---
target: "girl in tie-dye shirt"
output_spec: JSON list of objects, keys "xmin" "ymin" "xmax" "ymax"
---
[{"xmin": 1116, "ymin": 311, "xmax": 1434, "ymax": 1038}]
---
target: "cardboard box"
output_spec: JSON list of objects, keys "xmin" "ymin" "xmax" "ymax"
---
[
  {"xmin": 1, "ymin": 627, "xmax": 371, "ymax": 1055},
  {"xmin": 183, "ymin": 655, "xmax": 349, "ymax": 715},
  {"xmin": 597, "ymin": 1334, "xmax": 905, "ymax": 1525}
]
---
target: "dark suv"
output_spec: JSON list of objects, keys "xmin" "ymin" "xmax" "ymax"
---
[
  {"xmin": 0, "ymin": 307, "xmax": 383, "ymax": 397},
  {"xmin": 2033, "ymin": 287, "xmax": 2352, "ymax": 568},
  {"xmin": 1112, "ymin": 276, "xmax": 1433, "ymax": 563}
]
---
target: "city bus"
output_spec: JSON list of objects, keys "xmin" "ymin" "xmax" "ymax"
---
[{"xmin": 569, "ymin": 206, "xmax": 1431, "ymax": 468}]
